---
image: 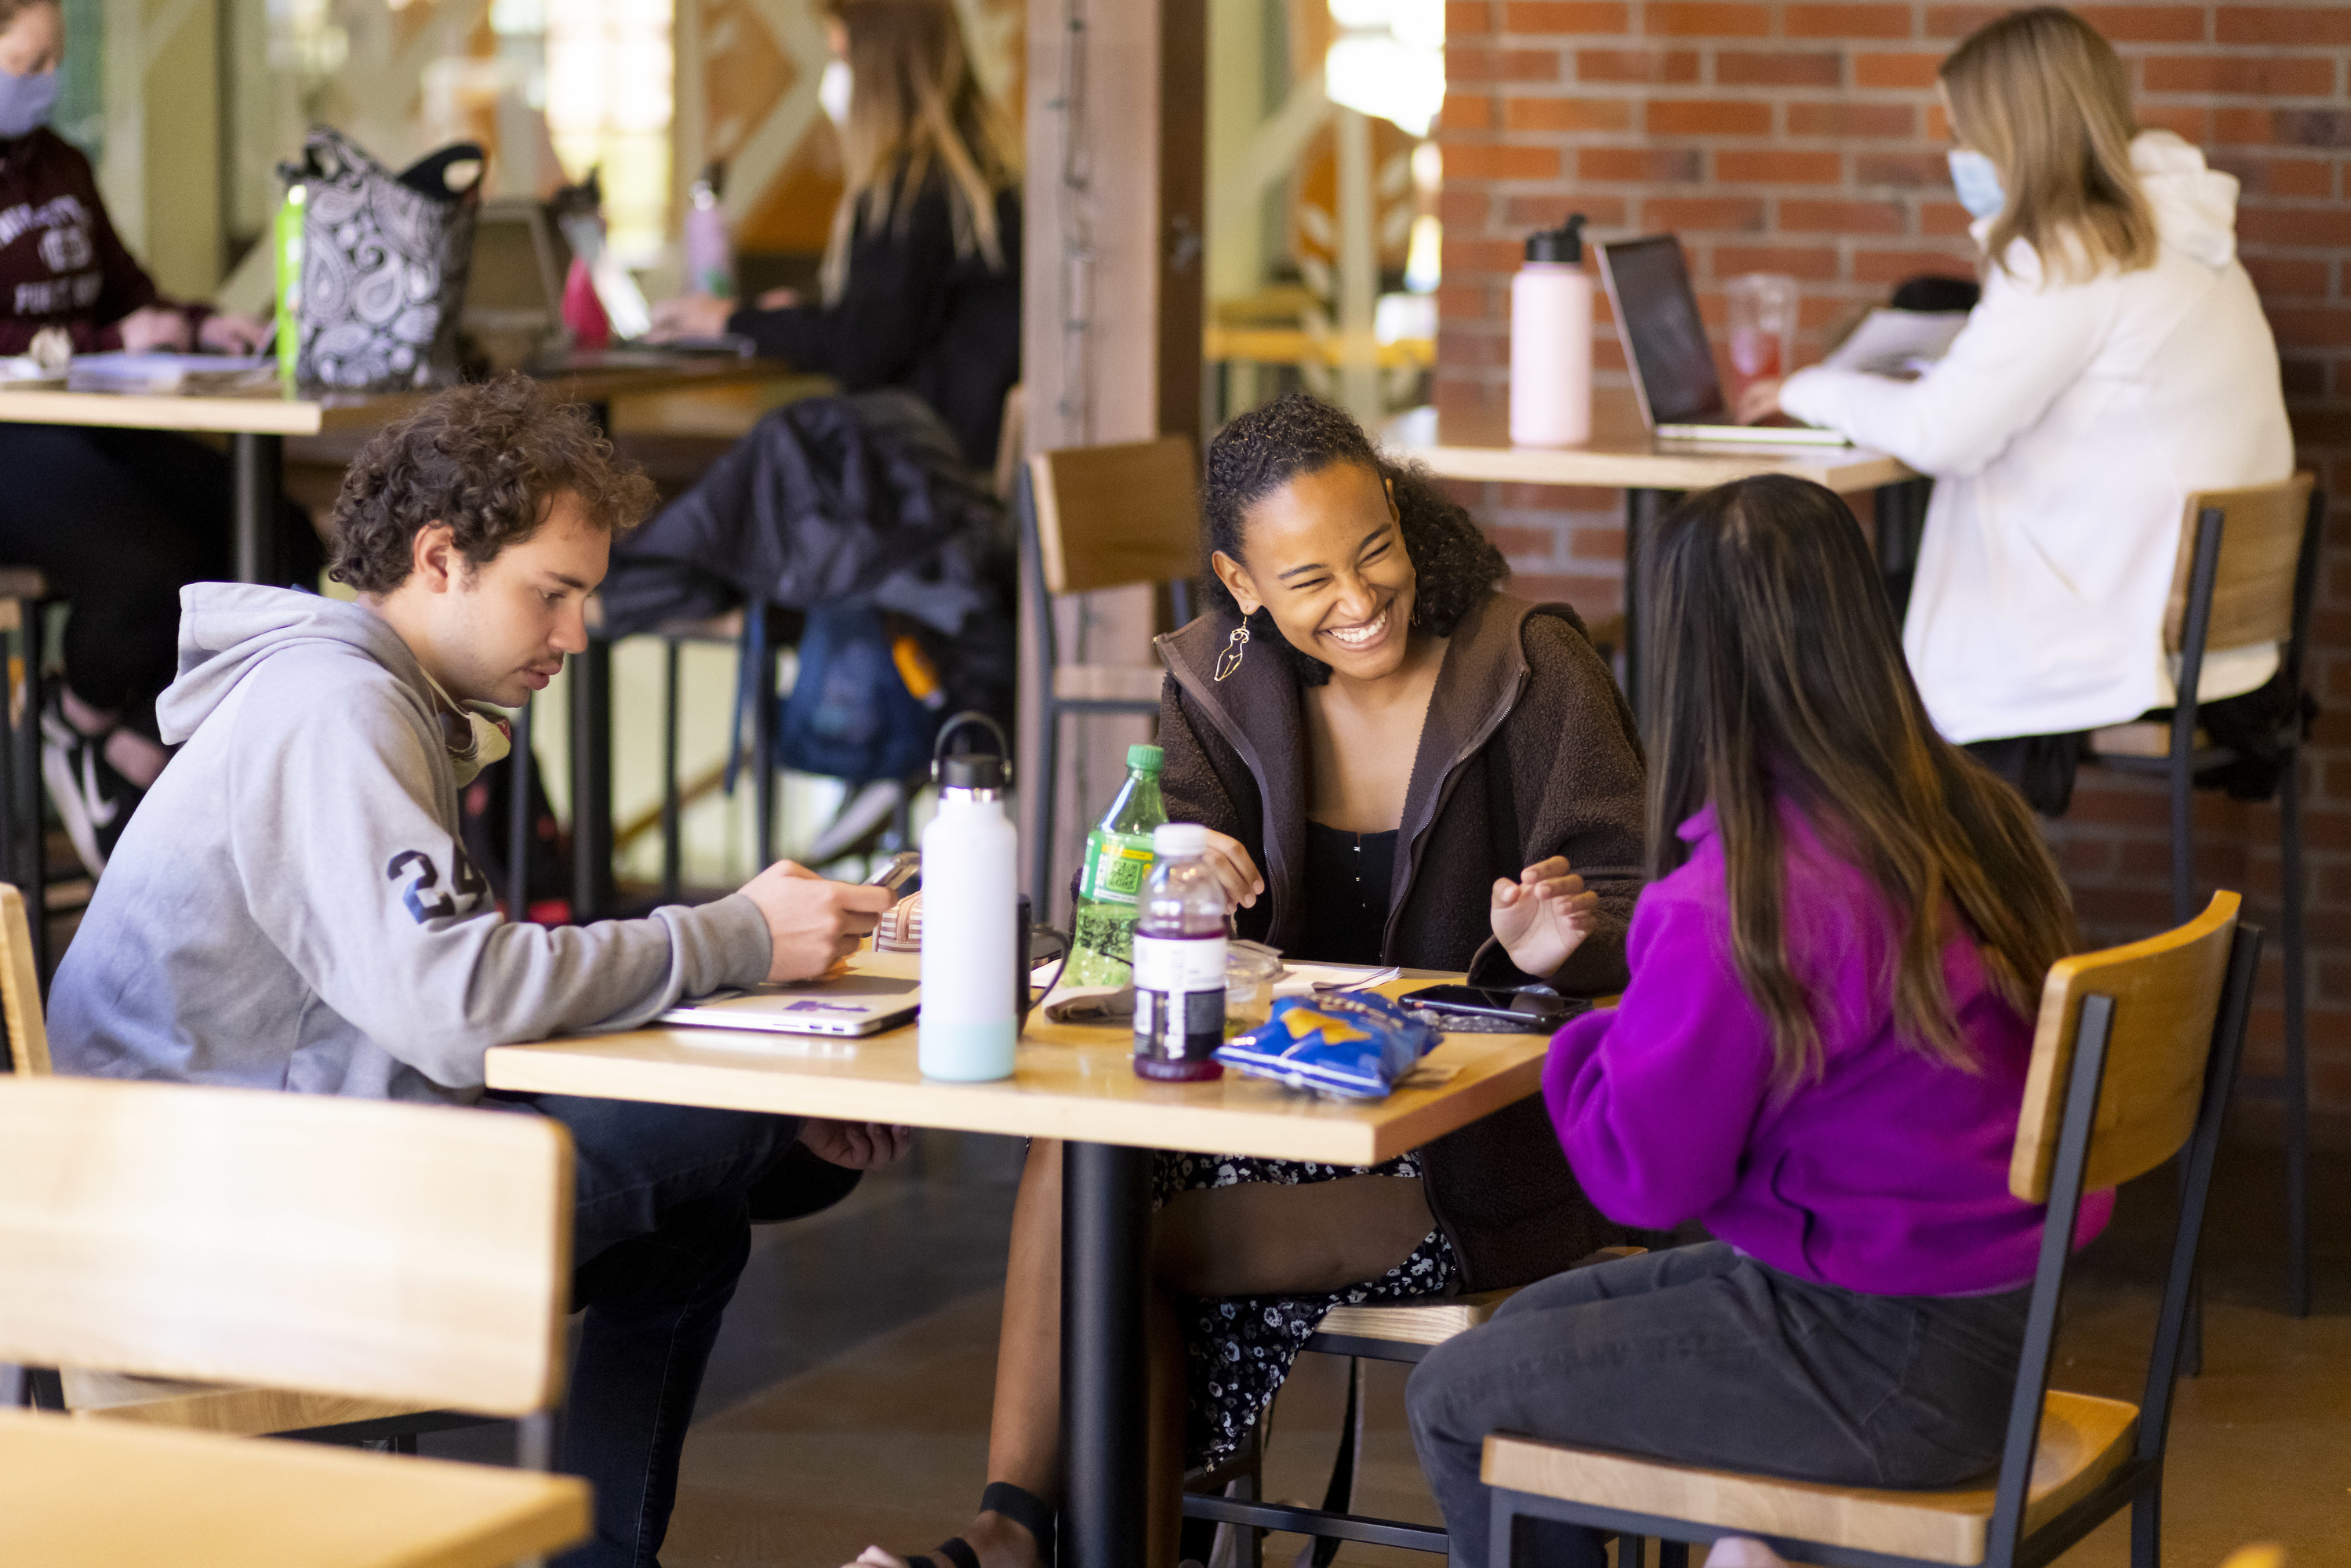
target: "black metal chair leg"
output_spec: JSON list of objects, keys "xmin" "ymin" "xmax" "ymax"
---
[
  {"xmin": 1658, "ymin": 1540, "xmax": 1689, "ymax": 1568},
  {"xmin": 2130, "ymin": 1481, "xmax": 2160, "ymax": 1568},
  {"xmin": 2168, "ymin": 746, "xmax": 2205, "ymax": 1377},
  {"xmin": 1034, "ymin": 700, "xmax": 1061, "ymax": 920},
  {"xmin": 2281, "ymin": 742, "xmax": 2310, "ymax": 1316},
  {"xmin": 1616, "ymin": 1533, "xmax": 1644, "ymax": 1566},
  {"xmin": 660, "ymin": 637, "xmax": 681, "ymax": 906},
  {"xmin": 1309, "ymin": 1358, "xmax": 1367, "ymax": 1568}
]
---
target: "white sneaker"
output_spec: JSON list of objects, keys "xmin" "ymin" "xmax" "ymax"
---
[{"xmin": 40, "ymin": 698, "xmax": 139, "ymax": 877}]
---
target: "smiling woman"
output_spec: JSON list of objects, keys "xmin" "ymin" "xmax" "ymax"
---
[{"xmin": 836, "ymin": 394, "xmax": 1648, "ymax": 1568}]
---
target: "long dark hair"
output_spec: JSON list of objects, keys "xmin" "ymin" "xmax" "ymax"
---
[
  {"xmin": 1201, "ymin": 394, "xmax": 1506, "ymax": 687},
  {"xmin": 1644, "ymin": 475, "xmax": 2077, "ymax": 1084}
]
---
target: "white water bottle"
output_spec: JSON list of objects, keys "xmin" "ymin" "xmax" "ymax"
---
[
  {"xmin": 1509, "ymin": 212, "xmax": 1593, "ymax": 448},
  {"xmin": 919, "ymin": 714, "xmax": 1020, "ymax": 1081}
]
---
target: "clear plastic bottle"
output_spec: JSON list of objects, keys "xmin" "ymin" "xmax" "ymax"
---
[
  {"xmin": 1132, "ymin": 822, "xmax": 1226, "ymax": 1082},
  {"xmin": 1066, "ymin": 743, "xmax": 1166, "ymax": 987}
]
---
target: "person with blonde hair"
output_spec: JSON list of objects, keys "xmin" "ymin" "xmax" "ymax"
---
[
  {"xmin": 652, "ymin": 0, "xmax": 1019, "ymax": 467},
  {"xmin": 1742, "ymin": 5, "xmax": 2293, "ymax": 815}
]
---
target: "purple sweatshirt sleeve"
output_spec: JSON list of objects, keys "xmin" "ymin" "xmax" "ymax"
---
[{"xmin": 1541, "ymin": 881, "xmax": 1779, "ymax": 1229}]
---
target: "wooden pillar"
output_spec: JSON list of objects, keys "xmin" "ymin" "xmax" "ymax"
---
[{"xmin": 1017, "ymin": 0, "xmax": 1205, "ymax": 906}]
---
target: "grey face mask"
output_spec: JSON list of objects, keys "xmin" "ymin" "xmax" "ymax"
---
[{"xmin": 0, "ymin": 67, "xmax": 57, "ymax": 140}]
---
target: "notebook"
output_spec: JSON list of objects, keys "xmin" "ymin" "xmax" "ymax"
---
[
  {"xmin": 659, "ymin": 971, "xmax": 920, "ymax": 1038},
  {"xmin": 1595, "ymin": 234, "xmax": 1852, "ymax": 448}
]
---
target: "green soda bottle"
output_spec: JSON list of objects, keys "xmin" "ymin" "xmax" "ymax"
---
[{"xmin": 1065, "ymin": 744, "xmax": 1168, "ymax": 986}]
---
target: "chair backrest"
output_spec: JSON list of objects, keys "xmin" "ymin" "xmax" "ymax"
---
[
  {"xmin": 1979, "ymin": 891, "xmax": 2256, "ymax": 1567},
  {"xmin": 0, "ymin": 884, "xmax": 47, "ymax": 1076},
  {"xmin": 1027, "ymin": 436, "xmax": 1202, "ymax": 597},
  {"xmin": 2162, "ymin": 474, "xmax": 2316, "ymax": 654},
  {"xmin": 2010, "ymin": 890, "xmax": 2241, "ymax": 1203},
  {"xmin": 0, "ymin": 1075, "xmax": 572, "ymax": 1417}
]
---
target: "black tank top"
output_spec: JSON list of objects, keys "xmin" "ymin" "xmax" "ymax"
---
[{"xmin": 1298, "ymin": 821, "xmax": 1397, "ymax": 967}]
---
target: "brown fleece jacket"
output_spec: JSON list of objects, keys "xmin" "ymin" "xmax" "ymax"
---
[{"xmin": 1152, "ymin": 590, "xmax": 1648, "ymax": 1290}]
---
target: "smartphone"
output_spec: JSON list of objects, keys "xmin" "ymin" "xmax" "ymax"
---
[
  {"xmin": 868, "ymin": 851, "xmax": 921, "ymax": 896},
  {"xmin": 1404, "ymin": 983, "xmax": 1587, "ymax": 1032}
]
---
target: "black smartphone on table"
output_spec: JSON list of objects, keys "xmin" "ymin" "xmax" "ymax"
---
[{"xmin": 1404, "ymin": 983, "xmax": 1589, "ymax": 1032}]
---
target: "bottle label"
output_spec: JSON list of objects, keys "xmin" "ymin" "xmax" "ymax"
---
[
  {"xmin": 1079, "ymin": 832, "xmax": 1155, "ymax": 906},
  {"xmin": 1132, "ymin": 933, "xmax": 1226, "ymax": 1065}
]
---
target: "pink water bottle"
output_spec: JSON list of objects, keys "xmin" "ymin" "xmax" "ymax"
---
[
  {"xmin": 1509, "ymin": 213, "xmax": 1593, "ymax": 448},
  {"xmin": 1132, "ymin": 822, "xmax": 1226, "ymax": 1082}
]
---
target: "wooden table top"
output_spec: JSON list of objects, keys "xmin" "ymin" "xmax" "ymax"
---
[
  {"xmin": 1383, "ymin": 397, "xmax": 1914, "ymax": 494},
  {"xmin": 0, "ymin": 1406, "xmax": 589, "ymax": 1568},
  {"xmin": 485, "ymin": 956, "xmax": 1558, "ymax": 1167},
  {"xmin": 0, "ymin": 354, "xmax": 790, "ymax": 438}
]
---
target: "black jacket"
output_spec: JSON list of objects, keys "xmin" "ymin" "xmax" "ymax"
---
[
  {"xmin": 1154, "ymin": 591, "xmax": 1649, "ymax": 1290},
  {"xmin": 728, "ymin": 171, "xmax": 1020, "ymax": 470},
  {"xmin": 598, "ymin": 390, "xmax": 1016, "ymax": 724}
]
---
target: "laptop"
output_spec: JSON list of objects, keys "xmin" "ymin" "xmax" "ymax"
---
[
  {"xmin": 1595, "ymin": 234, "xmax": 1851, "ymax": 448},
  {"xmin": 463, "ymin": 197, "xmax": 749, "ymax": 361},
  {"xmin": 659, "ymin": 971, "xmax": 921, "ymax": 1038}
]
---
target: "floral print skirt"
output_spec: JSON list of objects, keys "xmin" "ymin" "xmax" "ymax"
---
[{"xmin": 1153, "ymin": 1148, "xmax": 1457, "ymax": 1468}]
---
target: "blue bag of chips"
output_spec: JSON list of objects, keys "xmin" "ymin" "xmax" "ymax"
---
[{"xmin": 1213, "ymin": 992, "xmax": 1442, "ymax": 1100}]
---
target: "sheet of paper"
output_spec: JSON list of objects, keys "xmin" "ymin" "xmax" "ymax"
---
[{"xmin": 1819, "ymin": 309, "xmax": 1969, "ymax": 379}]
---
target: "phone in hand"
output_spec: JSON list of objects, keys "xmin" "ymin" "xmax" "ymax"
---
[
  {"xmin": 1405, "ymin": 983, "xmax": 1588, "ymax": 1033},
  {"xmin": 867, "ymin": 851, "xmax": 921, "ymax": 896}
]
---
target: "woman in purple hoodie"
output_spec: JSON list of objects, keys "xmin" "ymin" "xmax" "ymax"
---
[{"xmin": 1404, "ymin": 474, "xmax": 2095, "ymax": 1566}]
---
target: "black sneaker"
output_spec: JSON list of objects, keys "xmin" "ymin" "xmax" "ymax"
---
[{"xmin": 42, "ymin": 698, "xmax": 140, "ymax": 877}]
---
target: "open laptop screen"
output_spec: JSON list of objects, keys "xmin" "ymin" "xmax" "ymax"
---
[{"xmin": 1598, "ymin": 235, "xmax": 1728, "ymax": 426}]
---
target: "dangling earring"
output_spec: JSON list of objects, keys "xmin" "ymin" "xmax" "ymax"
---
[{"xmin": 1214, "ymin": 622, "xmax": 1250, "ymax": 681}]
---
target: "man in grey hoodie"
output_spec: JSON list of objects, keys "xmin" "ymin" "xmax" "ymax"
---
[{"xmin": 48, "ymin": 375, "xmax": 905, "ymax": 1568}]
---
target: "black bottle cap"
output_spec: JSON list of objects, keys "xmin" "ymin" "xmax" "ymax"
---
[
  {"xmin": 1526, "ymin": 212, "xmax": 1589, "ymax": 263},
  {"xmin": 942, "ymin": 754, "xmax": 1006, "ymax": 790}
]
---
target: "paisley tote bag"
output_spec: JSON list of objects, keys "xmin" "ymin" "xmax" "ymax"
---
[{"xmin": 296, "ymin": 129, "xmax": 484, "ymax": 390}]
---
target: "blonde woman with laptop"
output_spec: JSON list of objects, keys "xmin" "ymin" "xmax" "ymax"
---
[
  {"xmin": 1740, "ymin": 6, "xmax": 2293, "ymax": 815},
  {"xmin": 650, "ymin": 0, "xmax": 1019, "ymax": 470}
]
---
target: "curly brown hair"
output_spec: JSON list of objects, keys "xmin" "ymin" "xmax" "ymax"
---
[
  {"xmin": 327, "ymin": 374, "xmax": 658, "ymax": 594},
  {"xmin": 1203, "ymin": 392, "xmax": 1507, "ymax": 687}
]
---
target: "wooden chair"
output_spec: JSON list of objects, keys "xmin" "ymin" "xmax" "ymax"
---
[
  {"xmin": 0, "ymin": 883, "xmax": 511, "ymax": 1448},
  {"xmin": 2084, "ymin": 474, "xmax": 2322, "ymax": 1318},
  {"xmin": 1018, "ymin": 436, "xmax": 1202, "ymax": 918},
  {"xmin": 1481, "ymin": 892, "xmax": 2260, "ymax": 1568},
  {"xmin": 1184, "ymin": 1248, "xmax": 1645, "ymax": 1565},
  {"xmin": 0, "ymin": 1071, "xmax": 579, "ymax": 1546}
]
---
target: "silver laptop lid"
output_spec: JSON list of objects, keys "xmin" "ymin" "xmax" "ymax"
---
[{"xmin": 1596, "ymin": 234, "xmax": 1730, "ymax": 430}]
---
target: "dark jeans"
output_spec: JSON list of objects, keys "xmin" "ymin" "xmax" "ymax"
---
[
  {"xmin": 1405, "ymin": 1242, "xmax": 2029, "ymax": 1567},
  {"xmin": 502, "ymin": 1092, "xmax": 808, "ymax": 1568},
  {"xmin": 0, "ymin": 424, "xmax": 318, "ymax": 733}
]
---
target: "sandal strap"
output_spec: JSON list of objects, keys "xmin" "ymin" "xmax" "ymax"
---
[
  {"xmin": 979, "ymin": 1481, "xmax": 1057, "ymax": 1561},
  {"xmin": 910, "ymin": 1540, "xmax": 982, "ymax": 1568}
]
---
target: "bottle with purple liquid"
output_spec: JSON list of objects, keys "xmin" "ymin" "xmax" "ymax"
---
[{"xmin": 1132, "ymin": 823, "xmax": 1226, "ymax": 1081}]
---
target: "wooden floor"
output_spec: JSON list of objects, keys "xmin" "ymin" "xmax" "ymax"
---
[{"xmin": 420, "ymin": 1132, "xmax": 2349, "ymax": 1568}]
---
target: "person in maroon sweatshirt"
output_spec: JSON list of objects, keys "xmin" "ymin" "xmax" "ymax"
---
[{"xmin": 0, "ymin": 0, "xmax": 315, "ymax": 878}]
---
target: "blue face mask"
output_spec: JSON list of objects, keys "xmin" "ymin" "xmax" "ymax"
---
[
  {"xmin": 0, "ymin": 64, "xmax": 57, "ymax": 140},
  {"xmin": 1947, "ymin": 148, "xmax": 2004, "ymax": 222}
]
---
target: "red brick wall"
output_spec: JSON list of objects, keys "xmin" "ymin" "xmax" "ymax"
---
[{"xmin": 1436, "ymin": 2, "xmax": 2351, "ymax": 1140}]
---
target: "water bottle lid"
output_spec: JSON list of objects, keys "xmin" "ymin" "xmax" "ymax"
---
[
  {"xmin": 1128, "ymin": 743, "xmax": 1165, "ymax": 775},
  {"xmin": 1154, "ymin": 822, "xmax": 1208, "ymax": 857},
  {"xmin": 1526, "ymin": 212, "xmax": 1588, "ymax": 263},
  {"xmin": 941, "ymin": 753, "xmax": 1006, "ymax": 790}
]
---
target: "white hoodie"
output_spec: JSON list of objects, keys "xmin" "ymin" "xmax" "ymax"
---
[
  {"xmin": 1781, "ymin": 131, "xmax": 2294, "ymax": 745},
  {"xmin": 49, "ymin": 585, "xmax": 772, "ymax": 1104}
]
